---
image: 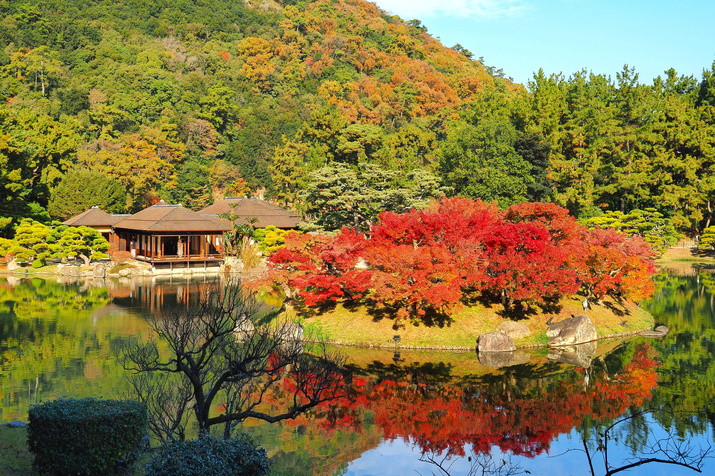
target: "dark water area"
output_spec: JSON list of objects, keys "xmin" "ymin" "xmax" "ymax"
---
[{"xmin": 0, "ymin": 270, "xmax": 713, "ymax": 475}]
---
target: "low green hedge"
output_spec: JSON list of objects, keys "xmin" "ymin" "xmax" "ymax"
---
[
  {"xmin": 28, "ymin": 398, "xmax": 147, "ymax": 475},
  {"xmin": 145, "ymin": 434, "xmax": 269, "ymax": 476}
]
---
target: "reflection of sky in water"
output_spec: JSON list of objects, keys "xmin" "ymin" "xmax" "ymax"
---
[{"xmin": 346, "ymin": 413, "xmax": 715, "ymax": 475}]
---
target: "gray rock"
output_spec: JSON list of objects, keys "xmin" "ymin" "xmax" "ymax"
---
[
  {"xmin": 4, "ymin": 420, "xmax": 28, "ymax": 428},
  {"xmin": 478, "ymin": 350, "xmax": 530, "ymax": 368},
  {"xmin": 118, "ymin": 267, "xmax": 132, "ymax": 277},
  {"xmin": 547, "ymin": 314, "xmax": 597, "ymax": 347},
  {"xmin": 548, "ymin": 341, "xmax": 598, "ymax": 367},
  {"xmin": 498, "ymin": 320, "xmax": 531, "ymax": 339},
  {"xmin": 6, "ymin": 258, "xmax": 21, "ymax": 272},
  {"xmin": 278, "ymin": 321, "xmax": 304, "ymax": 354},
  {"xmin": 639, "ymin": 325, "xmax": 669, "ymax": 338},
  {"xmin": 477, "ymin": 331, "xmax": 516, "ymax": 352},
  {"xmin": 93, "ymin": 264, "xmax": 106, "ymax": 278},
  {"xmin": 279, "ymin": 321, "xmax": 304, "ymax": 342}
]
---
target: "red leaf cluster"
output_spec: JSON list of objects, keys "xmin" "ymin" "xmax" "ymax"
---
[
  {"xmin": 265, "ymin": 198, "xmax": 656, "ymax": 319},
  {"xmin": 299, "ymin": 344, "xmax": 658, "ymax": 457}
]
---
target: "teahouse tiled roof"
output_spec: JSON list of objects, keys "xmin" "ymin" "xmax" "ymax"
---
[
  {"xmin": 199, "ymin": 197, "xmax": 300, "ymax": 229},
  {"xmin": 113, "ymin": 201, "xmax": 230, "ymax": 232},
  {"xmin": 62, "ymin": 207, "xmax": 120, "ymax": 227}
]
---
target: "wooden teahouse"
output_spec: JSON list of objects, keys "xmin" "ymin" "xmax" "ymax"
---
[{"xmin": 111, "ymin": 201, "xmax": 230, "ymax": 267}]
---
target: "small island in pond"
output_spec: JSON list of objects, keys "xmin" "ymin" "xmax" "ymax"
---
[{"xmin": 259, "ymin": 198, "xmax": 658, "ymax": 350}]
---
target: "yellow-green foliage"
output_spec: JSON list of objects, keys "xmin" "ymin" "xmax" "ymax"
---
[
  {"xmin": 253, "ymin": 226, "xmax": 291, "ymax": 254},
  {"xmin": 585, "ymin": 209, "xmax": 681, "ymax": 255},
  {"xmin": 698, "ymin": 226, "xmax": 715, "ymax": 251}
]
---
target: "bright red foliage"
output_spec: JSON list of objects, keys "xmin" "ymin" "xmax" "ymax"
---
[{"xmin": 264, "ymin": 198, "xmax": 656, "ymax": 320}]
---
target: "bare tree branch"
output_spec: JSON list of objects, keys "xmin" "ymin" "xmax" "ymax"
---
[{"xmin": 120, "ymin": 278, "xmax": 345, "ymax": 442}]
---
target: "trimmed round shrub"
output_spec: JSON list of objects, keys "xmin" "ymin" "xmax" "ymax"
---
[
  {"xmin": 28, "ymin": 398, "xmax": 147, "ymax": 475},
  {"xmin": 145, "ymin": 434, "xmax": 269, "ymax": 476}
]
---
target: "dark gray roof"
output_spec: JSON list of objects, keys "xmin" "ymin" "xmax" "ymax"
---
[
  {"xmin": 198, "ymin": 197, "xmax": 300, "ymax": 229},
  {"xmin": 113, "ymin": 202, "xmax": 230, "ymax": 232},
  {"xmin": 62, "ymin": 207, "xmax": 120, "ymax": 227}
]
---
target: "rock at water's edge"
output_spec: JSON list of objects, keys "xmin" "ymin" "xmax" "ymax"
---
[
  {"xmin": 477, "ymin": 331, "xmax": 516, "ymax": 352},
  {"xmin": 639, "ymin": 325, "xmax": 669, "ymax": 338},
  {"xmin": 548, "ymin": 340, "xmax": 598, "ymax": 367},
  {"xmin": 4, "ymin": 420, "xmax": 28, "ymax": 428},
  {"xmin": 547, "ymin": 314, "xmax": 597, "ymax": 347}
]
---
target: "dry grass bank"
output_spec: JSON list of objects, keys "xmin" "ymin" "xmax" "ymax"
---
[{"xmin": 293, "ymin": 295, "xmax": 654, "ymax": 350}]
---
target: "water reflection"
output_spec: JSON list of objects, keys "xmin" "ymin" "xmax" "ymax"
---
[{"xmin": 1, "ymin": 270, "xmax": 714, "ymax": 475}]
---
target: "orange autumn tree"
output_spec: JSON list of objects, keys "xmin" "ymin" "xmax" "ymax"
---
[{"xmin": 264, "ymin": 198, "xmax": 656, "ymax": 323}]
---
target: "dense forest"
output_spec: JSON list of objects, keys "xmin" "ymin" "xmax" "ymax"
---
[{"xmin": 0, "ymin": 0, "xmax": 713, "ymax": 237}]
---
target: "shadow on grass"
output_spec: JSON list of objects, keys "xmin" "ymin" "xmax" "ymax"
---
[{"xmin": 360, "ymin": 301, "xmax": 455, "ymax": 330}]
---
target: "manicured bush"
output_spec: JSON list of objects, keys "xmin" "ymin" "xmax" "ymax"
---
[
  {"xmin": 145, "ymin": 434, "xmax": 270, "ymax": 476},
  {"xmin": 28, "ymin": 398, "xmax": 148, "ymax": 475}
]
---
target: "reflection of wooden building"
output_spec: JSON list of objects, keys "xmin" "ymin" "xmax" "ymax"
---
[
  {"xmin": 111, "ymin": 201, "xmax": 230, "ymax": 266},
  {"xmin": 62, "ymin": 207, "xmax": 121, "ymax": 240},
  {"xmin": 199, "ymin": 197, "xmax": 300, "ymax": 229}
]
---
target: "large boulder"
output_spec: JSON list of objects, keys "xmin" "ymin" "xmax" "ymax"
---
[
  {"xmin": 118, "ymin": 267, "xmax": 133, "ymax": 277},
  {"xmin": 547, "ymin": 315, "xmax": 597, "ymax": 347},
  {"xmin": 278, "ymin": 321, "xmax": 304, "ymax": 354},
  {"xmin": 234, "ymin": 318, "xmax": 256, "ymax": 342},
  {"xmin": 477, "ymin": 331, "xmax": 516, "ymax": 353},
  {"xmin": 6, "ymin": 258, "xmax": 21, "ymax": 272}
]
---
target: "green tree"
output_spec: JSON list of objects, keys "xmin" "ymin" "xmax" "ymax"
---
[
  {"xmin": 698, "ymin": 226, "xmax": 715, "ymax": 251},
  {"xmin": 0, "ymin": 104, "xmax": 81, "ymax": 235},
  {"xmin": 585, "ymin": 208, "xmax": 681, "ymax": 255},
  {"xmin": 55, "ymin": 226, "xmax": 109, "ymax": 265},
  {"xmin": 48, "ymin": 169, "xmax": 127, "ymax": 219},
  {"xmin": 439, "ymin": 117, "xmax": 532, "ymax": 206},
  {"xmin": 12, "ymin": 220, "xmax": 56, "ymax": 265},
  {"xmin": 161, "ymin": 160, "xmax": 212, "ymax": 210},
  {"xmin": 300, "ymin": 163, "xmax": 445, "ymax": 232}
]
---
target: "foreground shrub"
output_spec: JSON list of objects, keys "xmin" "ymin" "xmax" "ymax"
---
[
  {"xmin": 28, "ymin": 398, "xmax": 147, "ymax": 475},
  {"xmin": 145, "ymin": 434, "xmax": 269, "ymax": 476}
]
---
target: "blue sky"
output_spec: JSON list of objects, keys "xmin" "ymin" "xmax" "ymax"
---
[{"xmin": 371, "ymin": 0, "xmax": 715, "ymax": 87}]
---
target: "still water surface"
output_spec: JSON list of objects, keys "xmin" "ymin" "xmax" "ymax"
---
[{"xmin": 0, "ymin": 269, "xmax": 713, "ymax": 475}]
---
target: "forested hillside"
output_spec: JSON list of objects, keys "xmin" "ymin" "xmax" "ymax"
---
[{"xmin": 0, "ymin": 0, "xmax": 713, "ymax": 235}]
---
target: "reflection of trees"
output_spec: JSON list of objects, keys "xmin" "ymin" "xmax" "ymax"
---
[
  {"xmin": 643, "ymin": 270, "xmax": 715, "ymax": 436},
  {"xmin": 577, "ymin": 410, "xmax": 712, "ymax": 475},
  {"xmin": 120, "ymin": 280, "xmax": 346, "ymax": 442},
  {"xmin": 419, "ymin": 448, "xmax": 525, "ymax": 476},
  {"xmin": 294, "ymin": 343, "xmax": 658, "ymax": 459},
  {"xmin": 0, "ymin": 278, "xmax": 144, "ymax": 421}
]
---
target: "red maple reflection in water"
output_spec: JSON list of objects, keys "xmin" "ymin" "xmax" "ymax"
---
[{"xmin": 287, "ymin": 344, "xmax": 658, "ymax": 457}]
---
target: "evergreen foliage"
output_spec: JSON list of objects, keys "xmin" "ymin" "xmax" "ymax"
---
[
  {"xmin": 145, "ymin": 435, "xmax": 269, "ymax": 476},
  {"xmin": 0, "ymin": 0, "xmax": 713, "ymax": 235},
  {"xmin": 28, "ymin": 398, "xmax": 147, "ymax": 476},
  {"xmin": 48, "ymin": 169, "xmax": 127, "ymax": 219}
]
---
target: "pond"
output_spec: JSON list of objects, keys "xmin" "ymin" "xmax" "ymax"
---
[{"xmin": 0, "ymin": 269, "xmax": 713, "ymax": 475}]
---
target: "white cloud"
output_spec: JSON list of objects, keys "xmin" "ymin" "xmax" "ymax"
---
[{"xmin": 371, "ymin": 0, "xmax": 528, "ymax": 20}]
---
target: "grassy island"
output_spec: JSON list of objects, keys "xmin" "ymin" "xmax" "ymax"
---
[
  {"xmin": 260, "ymin": 199, "xmax": 659, "ymax": 351},
  {"xmin": 289, "ymin": 295, "xmax": 654, "ymax": 350}
]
